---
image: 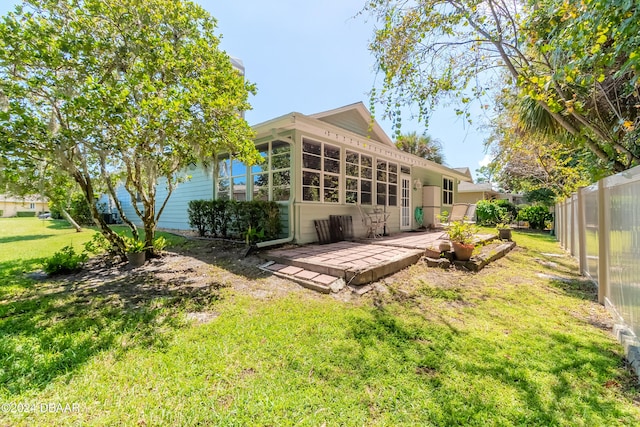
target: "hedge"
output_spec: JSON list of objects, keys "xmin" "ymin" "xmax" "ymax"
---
[
  {"xmin": 16, "ymin": 211, "xmax": 36, "ymax": 217},
  {"xmin": 188, "ymin": 199, "xmax": 282, "ymax": 243}
]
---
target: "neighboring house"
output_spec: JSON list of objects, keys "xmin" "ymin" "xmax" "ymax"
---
[
  {"xmin": 117, "ymin": 102, "xmax": 472, "ymax": 244},
  {"xmin": 457, "ymin": 181, "xmax": 526, "ymax": 205},
  {"xmin": 0, "ymin": 194, "xmax": 49, "ymax": 217}
]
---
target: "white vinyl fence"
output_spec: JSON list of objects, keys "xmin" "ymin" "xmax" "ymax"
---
[{"xmin": 556, "ymin": 165, "xmax": 640, "ymax": 365}]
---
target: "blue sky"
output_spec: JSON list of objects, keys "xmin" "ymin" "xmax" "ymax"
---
[{"xmin": 1, "ymin": 0, "xmax": 492, "ymax": 177}]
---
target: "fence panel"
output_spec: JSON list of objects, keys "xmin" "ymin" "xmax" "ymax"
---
[
  {"xmin": 583, "ymin": 185, "xmax": 599, "ymax": 281},
  {"xmin": 558, "ymin": 165, "xmax": 640, "ymax": 340},
  {"xmin": 604, "ymin": 168, "xmax": 640, "ymax": 337}
]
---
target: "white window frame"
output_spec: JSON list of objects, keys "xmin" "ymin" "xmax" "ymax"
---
[
  {"xmin": 376, "ymin": 159, "xmax": 398, "ymax": 207},
  {"xmin": 443, "ymin": 176, "xmax": 454, "ymax": 206},
  {"xmin": 345, "ymin": 150, "xmax": 372, "ymax": 205},
  {"xmin": 301, "ymin": 138, "xmax": 340, "ymax": 203}
]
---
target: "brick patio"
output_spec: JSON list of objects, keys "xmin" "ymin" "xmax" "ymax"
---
[{"xmin": 262, "ymin": 230, "xmax": 495, "ymax": 290}]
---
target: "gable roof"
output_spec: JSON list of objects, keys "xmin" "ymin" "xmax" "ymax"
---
[
  {"xmin": 453, "ymin": 167, "xmax": 473, "ymax": 182},
  {"xmin": 308, "ymin": 102, "xmax": 395, "ymax": 148}
]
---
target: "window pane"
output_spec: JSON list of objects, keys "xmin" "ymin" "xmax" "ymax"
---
[
  {"xmin": 361, "ymin": 192, "xmax": 372, "ymax": 205},
  {"xmin": 324, "ymin": 144, "xmax": 340, "ymax": 160},
  {"xmin": 389, "ymin": 173, "xmax": 398, "ymax": 184},
  {"xmin": 346, "ymin": 150, "xmax": 358, "ymax": 164},
  {"xmin": 325, "ymin": 175, "xmax": 339, "ymax": 189},
  {"xmin": 361, "ymin": 180, "xmax": 372, "ymax": 193},
  {"xmin": 272, "ymin": 153, "xmax": 290, "ymax": 169},
  {"xmin": 217, "ymin": 178, "xmax": 229, "ymax": 200},
  {"xmin": 377, "ymin": 182, "xmax": 387, "ymax": 205},
  {"xmin": 303, "ymin": 153, "xmax": 321, "ymax": 170},
  {"xmin": 389, "ymin": 163, "xmax": 397, "ymax": 174},
  {"xmin": 232, "ymin": 177, "xmax": 246, "ymax": 201},
  {"xmin": 346, "ymin": 178, "xmax": 358, "ymax": 191},
  {"xmin": 346, "ymin": 163, "xmax": 359, "ymax": 177},
  {"xmin": 401, "ymin": 165, "xmax": 411, "ymax": 174},
  {"xmin": 377, "ymin": 160, "xmax": 387, "ymax": 171},
  {"xmin": 231, "ymin": 159, "xmax": 246, "ymax": 176},
  {"xmin": 273, "ymin": 187, "xmax": 290, "ymax": 201},
  {"xmin": 273, "ymin": 170, "xmax": 290, "ymax": 186},
  {"xmin": 346, "ymin": 191, "xmax": 358, "ymax": 204},
  {"xmin": 324, "ymin": 187, "xmax": 339, "ymax": 203},
  {"xmin": 362, "ymin": 155, "xmax": 372, "ymax": 168},
  {"xmin": 362, "ymin": 167, "xmax": 372, "ymax": 179},
  {"xmin": 252, "ymin": 174, "xmax": 268, "ymax": 201},
  {"xmin": 377, "ymin": 168, "xmax": 387, "ymax": 182},
  {"xmin": 303, "ymin": 139, "xmax": 321, "ymax": 155},
  {"xmin": 303, "ymin": 187, "xmax": 320, "ymax": 201},
  {"xmin": 303, "ymin": 171, "xmax": 320, "ymax": 186},
  {"xmin": 389, "ymin": 185, "xmax": 397, "ymax": 207},
  {"xmin": 272, "ymin": 140, "xmax": 291, "ymax": 154},
  {"xmin": 325, "ymin": 158, "xmax": 340, "ymax": 174}
]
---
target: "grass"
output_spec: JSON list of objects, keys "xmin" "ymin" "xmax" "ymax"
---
[{"xmin": 1, "ymin": 218, "xmax": 639, "ymax": 426}]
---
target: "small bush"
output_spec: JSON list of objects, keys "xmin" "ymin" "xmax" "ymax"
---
[
  {"xmin": 475, "ymin": 200, "xmax": 506, "ymax": 226},
  {"xmin": 188, "ymin": 200, "xmax": 209, "ymax": 237},
  {"xmin": 43, "ymin": 245, "xmax": 88, "ymax": 275},
  {"xmin": 83, "ymin": 232, "xmax": 114, "ymax": 254},
  {"xmin": 16, "ymin": 211, "xmax": 36, "ymax": 217},
  {"xmin": 517, "ymin": 205, "xmax": 553, "ymax": 230},
  {"xmin": 494, "ymin": 199, "xmax": 518, "ymax": 219}
]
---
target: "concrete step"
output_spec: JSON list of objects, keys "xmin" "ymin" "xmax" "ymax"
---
[{"xmin": 259, "ymin": 261, "xmax": 345, "ymax": 294}]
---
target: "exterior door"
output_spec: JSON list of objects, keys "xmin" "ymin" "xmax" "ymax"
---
[{"xmin": 400, "ymin": 176, "xmax": 411, "ymax": 230}]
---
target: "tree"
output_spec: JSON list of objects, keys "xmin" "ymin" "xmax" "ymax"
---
[
  {"xmin": 475, "ymin": 163, "xmax": 498, "ymax": 183},
  {"xmin": 364, "ymin": 0, "xmax": 640, "ymax": 174},
  {"xmin": 395, "ymin": 131, "xmax": 445, "ymax": 163},
  {"xmin": 485, "ymin": 90, "xmax": 596, "ymax": 199},
  {"xmin": 0, "ymin": 0, "xmax": 259, "ymax": 256}
]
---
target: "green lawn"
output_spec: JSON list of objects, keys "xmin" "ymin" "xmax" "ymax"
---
[{"xmin": 1, "ymin": 218, "xmax": 639, "ymax": 426}]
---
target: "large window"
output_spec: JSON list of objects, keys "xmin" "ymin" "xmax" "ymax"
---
[
  {"xmin": 443, "ymin": 177, "xmax": 454, "ymax": 205},
  {"xmin": 216, "ymin": 156, "xmax": 248, "ymax": 201},
  {"xmin": 302, "ymin": 138, "xmax": 340, "ymax": 203},
  {"xmin": 376, "ymin": 160, "xmax": 398, "ymax": 206},
  {"xmin": 251, "ymin": 141, "xmax": 291, "ymax": 201},
  {"xmin": 217, "ymin": 140, "xmax": 292, "ymax": 201},
  {"xmin": 345, "ymin": 150, "xmax": 372, "ymax": 205}
]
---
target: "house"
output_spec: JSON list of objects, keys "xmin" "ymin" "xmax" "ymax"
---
[
  {"xmin": 0, "ymin": 194, "xmax": 49, "ymax": 217},
  {"xmin": 117, "ymin": 102, "xmax": 472, "ymax": 244},
  {"xmin": 457, "ymin": 181, "xmax": 526, "ymax": 205}
]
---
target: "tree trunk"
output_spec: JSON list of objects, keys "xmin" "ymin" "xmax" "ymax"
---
[{"xmin": 61, "ymin": 208, "xmax": 82, "ymax": 232}]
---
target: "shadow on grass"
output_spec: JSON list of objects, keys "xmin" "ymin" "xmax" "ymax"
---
[
  {"xmin": 0, "ymin": 234, "xmax": 63, "ymax": 244},
  {"xmin": 0, "ymin": 257, "xmax": 224, "ymax": 397}
]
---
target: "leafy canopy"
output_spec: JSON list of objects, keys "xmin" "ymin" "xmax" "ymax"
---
[{"xmin": 0, "ymin": 0, "xmax": 259, "ymax": 255}]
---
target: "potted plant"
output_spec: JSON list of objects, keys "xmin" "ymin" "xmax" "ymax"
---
[
  {"xmin": 446, "ymin": 220, "xmax": 478, "ymax": 261},
  {"xmin": 122, "ymin": 235, "xmax": 147, "ymax": 267},
  {"xmin": 496, "ymin": 212, "xmax": 513, "ymax": 241}
]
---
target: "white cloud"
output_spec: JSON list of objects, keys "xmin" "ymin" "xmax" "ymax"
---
[{"xmin": 478, "ymin": 154, "xmax": 492, "ymax": 167}]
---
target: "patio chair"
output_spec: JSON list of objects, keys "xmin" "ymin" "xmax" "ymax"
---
[
  {"xmin": 465, "ymin": 204, "xmax": 477, "ymax": 223},
  {"xmin": 357, "ymin": 204, "xmax": 386, "ymax": 238},
  {"xmin": 448, "ymin": 203, "xmax": 470, "ymax": 223}
]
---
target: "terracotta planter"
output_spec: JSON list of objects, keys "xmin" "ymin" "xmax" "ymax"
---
[
  {"xmin": 126, "ymin": 251, "xmax": 146, "ymax": 267},
  {"xmin": 498, "ymin": 228, "xmax": 512, "ymax": 241},
  {"xmin": 451, "ymin": 241, "xmax": 474, "ymax": 261}
]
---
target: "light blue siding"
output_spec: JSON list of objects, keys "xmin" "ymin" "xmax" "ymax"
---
[{"xmin": 116, "ymin": 167, "xmax": 214, "ymax": 230}]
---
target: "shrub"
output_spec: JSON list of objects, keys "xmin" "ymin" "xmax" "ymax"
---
[
  {"xmin": 494, "ymin": 199, "xmax": 518, "ymax": 219},
  {"xmin": 43, "ymin": 245, "xmax": 88, "ymax": 275},
  {"xmin": 187, "ymin": 199, "xmax": 282, "ymax": 243},
  {"xmin": 517, "ymin": 205, "xmax": 553, "ymax": 230},
  {"xmin": 83, "ymin": 232, "xmax": 114, "ymax": 254},
  {"xmin": 16, "ymin": 211, "xmax": 36, "ymax": 217},
  {"xmin": 188, "ymin": 200, "xmax": 209, "ymax": 236},
  {"xmin": 475, "ymin": 200, "xmax": 506, "ymax": 226}
]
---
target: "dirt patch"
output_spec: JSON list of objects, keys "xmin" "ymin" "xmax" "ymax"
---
[{"xmin": 40, "ymin": 238, "xmax": 309, "ymax": 308}]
